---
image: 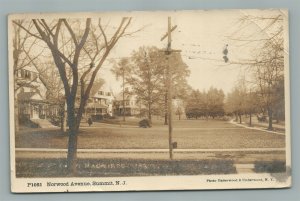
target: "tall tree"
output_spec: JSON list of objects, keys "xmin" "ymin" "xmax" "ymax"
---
[
  {"xmin": 161, "ymin": 52, "xmax": 190, "ymax": 124},
  {"xmin": 125, "ymin": 46, "xmax": 165, "ymax": 123},
  {"xmin": 225, "ymin": 78, "xmax": 258, "ymax": 125},
  {"xmin": 253, "ymin": 38, "xmax": 284, "ymax": 130},
  {"xmin": 185, "ymin": 90, "xmax": 204, "ymax": 119},
  {"xmin": 14, "ymin": 17, "xmax": 132, "ymax": 174},
  {"xmin": 206, "ymin": 87, "xmax": 225, "ymax": 119},
  {"xmin": 225, "ymin": 86, "xmax": 247, "ymax": 124},
  {"xmin": 185, "ymin": 87, "xmax": 225, "ymax": 120},
  {"xmin": 111, "ymin": 57, "xmax": 131, "ymax": 121},
  {"xmin": 228, "ymin": 13, "xmax": 285, "ymax": 130}
]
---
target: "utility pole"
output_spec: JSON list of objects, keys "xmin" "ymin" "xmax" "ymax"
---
[{"xmin": 161, "ymin": 17, "xmax": 180, "ymax": 160}]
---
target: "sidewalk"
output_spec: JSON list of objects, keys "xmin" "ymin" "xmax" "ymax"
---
[
  {"xmin": 229, "ymin": 120, "xmax": 285, "ymax": 135},
  {"xmin": 15, "ymin": 147, "xmax": 286, "ymax": 165}
]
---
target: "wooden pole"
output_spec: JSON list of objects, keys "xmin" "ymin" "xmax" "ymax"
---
[
  {"xmin": 122, "ymin": 67, "xmax": 126, "ymax": 121},
  {"xmin": 167, "ymin": 17, "xmax": 173, "ymax": 160},
  {"xmin": 161, "ymin": 17, "xmax": 180, "ymax": 160}
]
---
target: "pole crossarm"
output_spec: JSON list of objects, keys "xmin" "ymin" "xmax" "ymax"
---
[{"xmin": 161, "ymin": 25, "xmax": 177, "ymax": 41}]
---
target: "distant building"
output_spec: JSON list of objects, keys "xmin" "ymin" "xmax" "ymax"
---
[
  {"xmin": 15, "ymin": 65, "xmax": 48, "ymax": 120},
  {"xmin": 173, "ymin": 98, "xmax": 186, "ymax": 120},
  {"xmin": 84, "ymin": 84, "xmax": 114, "ymax": 118},
  {"xmin": 113, "ymin": 88, "xmax": 141, "ymax": 116}
]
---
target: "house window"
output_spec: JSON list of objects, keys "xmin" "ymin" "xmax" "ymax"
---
[
  {"xmin": 107, "ymin": 92, "xmax": 111, "ymax": 96},
  {"xmin": 24, "ymin": 70, "xmax": 31, "ymax": 79},
  {"xmin": 17, "ymin": 70, "xmax": 22, "ymax": 78},
  {"xmin": 20, "ymin": 69, "xmax": 25, "ymax": 78},
  {"xmin": 98, "ymin": 91, "xmax": 104, "ymax": 95}
]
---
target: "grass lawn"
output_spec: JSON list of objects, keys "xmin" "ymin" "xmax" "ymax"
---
[{"xmin": 15, "ymin": 119, "xmax": 286, "ymax": 149}]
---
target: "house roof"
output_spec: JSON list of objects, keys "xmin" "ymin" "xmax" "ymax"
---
[
  {"xmin": 18, "ymin": 92, "xmax": 44, "ymax": 102},
  {"xmin": 23, "ymin": 65, "xmax": 39, "ymax": 73}
]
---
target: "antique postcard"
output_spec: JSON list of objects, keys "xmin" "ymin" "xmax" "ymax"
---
[{"xmin": 8, "ymin": 9, "xmax": 291, "ymax": 193}]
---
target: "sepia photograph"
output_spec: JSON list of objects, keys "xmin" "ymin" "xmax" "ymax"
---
[{"xmin": 8, "ymin": 9, "xmax": 290, "ymax": 193}]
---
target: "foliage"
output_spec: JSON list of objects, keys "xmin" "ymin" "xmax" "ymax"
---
[
  {"xmin": 254, "ymin": 160, "xmax": 286, "ymax": 173},
  {"xmin": 115, "ymin": 46, "xmax": 190, "ymax": 123},
  {"xmin": 185, "ymin": 87, "xmax": 225, "ymax": 119},
  {"xmin": 139, "ymin": 119, "xmax": 152, "ymax": 128}
]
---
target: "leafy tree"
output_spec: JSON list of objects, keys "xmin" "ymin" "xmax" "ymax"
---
[
  {"xmin": 244, "ymin": 89, "xmax": 259, "ymax": 126},
  {"xmin": 125, "ymin": 46, "xmax": 165, "ymax": 122},
  {"xmin": 225, "ymin": 86, "xmax": 246, "ymax": 124},
  {"xmin": 162, "ymin": 52, "xmax": 190, "ymax": 124},
  {"xmin": 207, "ymin": 87, "xmax": 225, "ymax": 119},
  {"xmin": 185, "ymin": 87, "xmax": 225, "ymax": 120},
  {"xmin": 185, "ymin": 90, "xmax": 204, "ymax": 119},
  {"xmin": 111, "ymin": 57, "xmax": 132, "ymax": 121}
]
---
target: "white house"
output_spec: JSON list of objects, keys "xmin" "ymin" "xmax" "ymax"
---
[
  {"xmin": 113, "ymin": 88, "xmax": 141, "ymax": 116},
  {"xmin": 15, "ymin": 65, "xmax": 48, "ymax": 120},
  {"xmin": 85, "ymin": 84, "xmax": 115, "ymax": 118}
]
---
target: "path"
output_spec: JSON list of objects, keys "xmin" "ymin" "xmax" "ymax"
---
[{"xmin": 229, "ymin": 119, "xmax": 285, "ymax": 135}]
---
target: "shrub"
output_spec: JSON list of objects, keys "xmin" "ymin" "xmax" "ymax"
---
[
  {"xmin": 254, "ymin": 160, "xmax": 286, "ymax": 173},
  {"xmin": 139, "ymin": 119, "xmax": 152, "ymax": 128}
]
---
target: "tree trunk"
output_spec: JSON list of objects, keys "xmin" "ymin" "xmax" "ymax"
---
[
  {"xmin": 239, "ymin": 114, "xmax": 242, "ymax": 124},
  {"xmin": 66, "ymin": 101, "xmax": 78, "ymax": 175},
  {"xmin": 268, "ymin": 108, "xmax": 273, "ymax": 130},
  {"xmin": 148, "ymin": 103, "xmax": 152, "ymax": 123},
  {"xmin": 66, "ymin": 125, "xmax": 78, "ymax": 175},
  {"xmin": 249, "ymin": 112, "xmax": 252, "ymax": 127}
]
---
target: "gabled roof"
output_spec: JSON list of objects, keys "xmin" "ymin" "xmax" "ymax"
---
[
  {"xmin": 22, "ymin": 65, "xmax": 39, "ymax": 73},
  {"xmin": 18, "ymin": 92, "xmax": 44, "ymax": 101}
]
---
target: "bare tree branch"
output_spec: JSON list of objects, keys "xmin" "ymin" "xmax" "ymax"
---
[
  {"xmin": 62, "ymin": 19, "xmax": 78, "ymax": 46},
  {"xmin": 41, "ymin": 19, "xmax": 55, "ymax": 37},
  {"xmin": 13, "ymin": 20, "xmax": 42, "ymax": 39},
  {"xmin": 98, "ymin": 18, "xmax": 108, "ymax": 48}
]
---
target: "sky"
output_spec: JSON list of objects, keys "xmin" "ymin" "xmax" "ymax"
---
[
  {"xmin": 10, "ymin": 9, "xmax": 286, "ymax": 95},
  {"xmin": 94, "ymin": 9, "xmax": 286, "ymax": 95}
]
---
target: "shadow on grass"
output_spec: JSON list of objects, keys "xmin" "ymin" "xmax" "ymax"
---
[
  {"xmin": 16, "ymin": 158, "xmax": 236, "ymax": 178},
  {"xmin": 254, "ymin": 160, "xmax": 286, "ymax": 173}
]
